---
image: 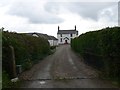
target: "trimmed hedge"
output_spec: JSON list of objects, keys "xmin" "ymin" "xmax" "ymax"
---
[
  {"xmin": 2, "ymin": 31, "xmax": 50, "ymax": 78},
  {"xmin": 71, "ymin": 27, "xmax": 120, "ymax": 82}
]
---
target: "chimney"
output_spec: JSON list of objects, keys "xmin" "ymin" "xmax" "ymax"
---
[
  {"xmin": 75, "ymin": 25, "xmax": 76, "ymax": 30},
  {"xmin": 58, "ymin": 26, "xmax": 60, "ymax": 31}
]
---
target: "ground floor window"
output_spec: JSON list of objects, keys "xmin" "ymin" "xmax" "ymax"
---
[{"xmin": 60, "ymin": 38, "xmax": 62, "ymax": 42}]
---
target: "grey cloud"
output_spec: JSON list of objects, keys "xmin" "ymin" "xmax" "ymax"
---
[
  {"xmin": 98, "ymin": 5, "xmax": 118, "ymax": 23},
  {"xmin": 28, "ymin": 14, "xmax": 63, "ymax": 24},
  {"xmin": 6, "ymin": 1, "xmax": 118, "ymax": 24},
  {"xmin": 45, "ymin": 2, "xmax": 117, "ymax": 21},
  {"xmin": 71, "ymin": 2, "xmax": 117, "ymax": 21},
  {"xmin": 7, "ymin": 1, "xmax": 64, "ymax": 24},
  {"xmin": 0, "ymin": 0, "xmax": 14, "ymax": 6},
  {"xmin": 44, "ymin": 2, "xmax": 61, "ymax": 14}
]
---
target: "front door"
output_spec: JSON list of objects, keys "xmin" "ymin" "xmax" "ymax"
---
[{"xmin": 65, "ymin": 40, "xmax": 68, "ymax": 44}]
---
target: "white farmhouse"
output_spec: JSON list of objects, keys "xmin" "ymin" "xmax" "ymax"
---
[{"xmin": 57, "ymin": 25, "xmax": 78, "ymax": 44}]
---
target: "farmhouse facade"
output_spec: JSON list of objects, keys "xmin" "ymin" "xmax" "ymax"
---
[{"xmin": 57, "ymin": 25, "xmax": 78, "ymax": 44}]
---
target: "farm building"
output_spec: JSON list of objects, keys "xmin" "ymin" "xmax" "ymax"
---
[{"xmin": 25, "ymin": 32, "xmax": 58, "ymax": 46}]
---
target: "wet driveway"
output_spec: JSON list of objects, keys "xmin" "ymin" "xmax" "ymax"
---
[{"xmin": 20, "ymin": 45, "xmax": 117, "ymax": 88}]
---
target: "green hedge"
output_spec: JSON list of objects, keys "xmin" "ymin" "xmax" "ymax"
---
[
  {"xmin": 2, "ymin": 31, "xmax": 50, "ymax": 78},
  {"xmin": 71, "ymin": 27, "xmax": 120, "ymax": 82}
]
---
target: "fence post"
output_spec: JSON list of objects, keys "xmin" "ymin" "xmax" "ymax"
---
[{"xmin": 9, "ymin": 45, "xmax": 17, "ymax": 78}]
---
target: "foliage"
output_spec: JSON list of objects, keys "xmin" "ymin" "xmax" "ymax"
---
[
  {"xmin": 2, "ymin": 31, "xmax": 50, "ymax": 79},
  {"xmin": 50, "ymin": 46, "xmax": 56, "ymax": 50},
  {"xmin": 22, "ymin": 59, "xmax": 33, "ymax": 70},
  {"xmin": 2, "ymin": 70, "xmax": 21, "ymax": 88},
  {"xmin": 71, "ymin": 27, "xmax": 120, "ymax": 83},
  {"xmin": 2, "ymin": 70, "xmax": 12, "ymax": 88}
]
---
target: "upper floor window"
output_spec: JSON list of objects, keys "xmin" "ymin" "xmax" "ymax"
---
[
  {"xmin": 70, "ymin": 34, "xmax": 72, "ymax": 37},
  {"xmin": 76, "ymin": 32, "xmax": 78, "ymax": 35},
  {"xmin": 60, "ymin": 34, "xmax": 62, "ymax": 37}
]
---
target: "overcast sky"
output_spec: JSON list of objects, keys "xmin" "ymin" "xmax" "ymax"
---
[{"xmin": 0, "ymin": 0, "xmax": 119, "ymax": 37}]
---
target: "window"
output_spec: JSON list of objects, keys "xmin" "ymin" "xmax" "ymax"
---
[
  {"xmin": 60, "ymin": 34, "xmax": 62, "ymax": 37},
  {"xmin": 76, "ymin": 32, "xmax": 78, "ymax": 35},
  {"xmin": 60, "ymin": 38, "xmax": 62, "ymax": 42},
  {"xmin": 70, "ymin": 34, "xmax": 72, "ymax": 37}
]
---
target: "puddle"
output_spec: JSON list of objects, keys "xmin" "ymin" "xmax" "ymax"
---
[{"xmin": 39, "ymin": 81, "xmax": 46, "ymax": 85}]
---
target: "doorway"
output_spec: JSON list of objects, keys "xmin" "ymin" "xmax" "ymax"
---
[{"xmin": 65, "ymin": 40, "xmax": 68, "ymax": 44}]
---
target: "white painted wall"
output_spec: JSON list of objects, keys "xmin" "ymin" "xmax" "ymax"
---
[
  {"xmin": 48, "ymin": 40, "xmax": 53, "ymax": 46},
  {"xmin": 57, "ymin": 33, "xmax": 78, "ymax": 44},
  {"xmin": 48, "ymin": 40, "xmax": 58, "ymax": 46},
  {"xmin": 54, "ymin": 40, "xmax": 58, "ymax": 46}
]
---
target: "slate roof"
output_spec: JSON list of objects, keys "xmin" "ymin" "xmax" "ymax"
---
[
  {"xmin": 49, "ymin": 36, "xmax": 58, "ymax": 40},
  {"xmin": 23, "ymin": 32, "xmax": 58, "ymax": 40},
  {"xmin": 57, "ymin": 30, "xmax": 78, "ymax": 34}
]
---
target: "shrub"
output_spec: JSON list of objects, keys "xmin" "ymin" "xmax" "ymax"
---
[
  {"xmin": 71, "ymin": 27, "xmax": 120, "ymax": 82},
  {"xmin": 2, "ymin": 30, "xmax": 50, "ymax": 79},
  {"xmin": 2, "ymin": 70, "xmax": 11, "ymax": 88},
  {"xmin": 50, "ymin": 46, "xmax": 56, "ymax": 50}
]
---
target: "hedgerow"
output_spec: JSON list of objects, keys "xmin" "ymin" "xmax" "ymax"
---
[
  {"xmin": 71, "ymin": 27, "xmax": 120, "ymax": 83},
  {"xmin": 2, "ymin": 30, "xmax": 50, "ymax": 79}
]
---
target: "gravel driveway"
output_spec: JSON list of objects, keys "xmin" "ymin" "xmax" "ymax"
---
[{"xmin": 20, "ymin": 45, "xmax": 117, "ymax": 88}]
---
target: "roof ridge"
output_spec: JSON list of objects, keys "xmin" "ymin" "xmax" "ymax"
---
[{"xmin": 57, "ymin": 30, "xmax": 78, "ymax": 34}]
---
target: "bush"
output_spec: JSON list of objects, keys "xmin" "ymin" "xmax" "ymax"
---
[
  {"xmin": 2, "ymin": 71, "xmax": 11, "ymax": 88},
  {"xmin": 71, "ymin": 27, "xmax": 120, "ymax": 82},
  {"xmin": 22, "ymin": 59, "xmax": 33, "ymax": 70},
  {"xmin": 2, "ymin": 30, "xmax": 50, "ymax": 79},
  {"xmin": 50, "ymin": 46, "xmax": 56, "ymax": 50},
  {"xmin": 2, "ymin": 70, "xmax": 21, "ymax": 88}
]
